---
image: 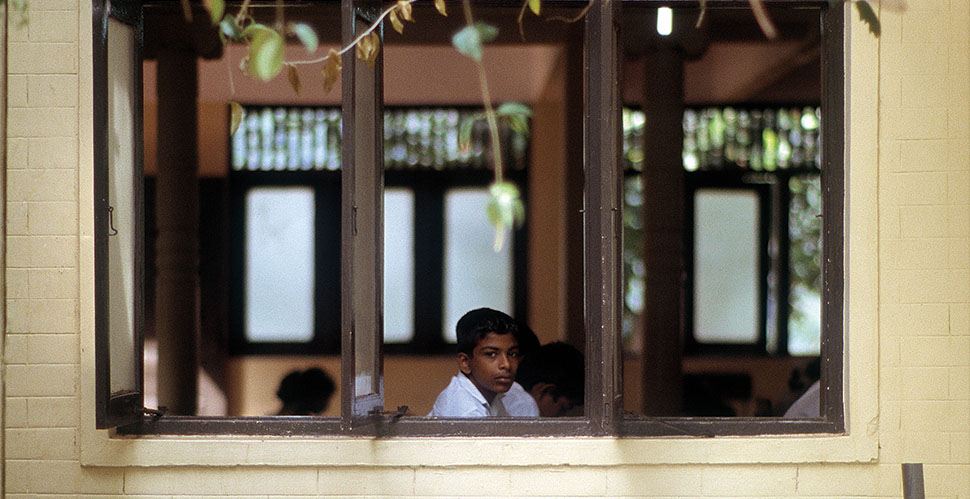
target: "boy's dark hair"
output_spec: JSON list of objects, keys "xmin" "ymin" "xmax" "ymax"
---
[
  {"xmin": 515, "ymin": 342, "xmax": 585, "ymax": 403},
  {"xmin": 456, "ymin": 307, "xmax": 535, "ymax": 356},
  {"xmin": 276, "ymin": 367, "xmax": 336, "ymax": 415}
]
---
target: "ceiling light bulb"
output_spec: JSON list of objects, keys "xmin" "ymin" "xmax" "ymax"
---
[{"xmin": 657, "ymin": 7, "xmax": 673, "ymax": 36}]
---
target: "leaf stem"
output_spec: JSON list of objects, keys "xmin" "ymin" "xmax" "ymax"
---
[
  {"xmin": 748, "ymin": 0, "xmax": 777, "ymax": 39},
  {"xmin": 288, "ymin": 0, "xmax": 416, "ymax": 66},
  {"xmin": 235, "ymin": 0, "xmax": 252, "ymax": 23},
  {"xmin": 462, "ymin": 0, "xmax": 504, "ymax": 184}
]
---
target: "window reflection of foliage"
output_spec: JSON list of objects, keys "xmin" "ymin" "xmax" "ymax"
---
[
  {"xmin": 622, "ymin": 176, "xmax": 644, "ymax": 351},
  {"xmin": 621, "ymin": 106, "xmax": 826, "ymax": 354},
  {"xmin": 788, "ymin": 174, "xmax": 821, "ymax": 354}
]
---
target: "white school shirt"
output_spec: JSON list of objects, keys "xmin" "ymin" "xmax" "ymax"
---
[
  {"xmin": 428, "ymin": 372, "xmax": 539, "ymax": 418},
  {"xmin": 783, "ymin": 380, "xmax": 820, "ymax": 418}
]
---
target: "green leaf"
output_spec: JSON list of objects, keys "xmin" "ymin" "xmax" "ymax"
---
[
  {"xmin": 180, "ymin": 0, "xmax": 193, "ymax": 23},
  {"xmin": 452, "ymin": 26, "xmax": 482, "ymax": 61},
  {"xmin": 508, "ymin": 115, "xmax": 529, "ymax": 136},
  {"xmin": 458, "ymin": 116, "xmax": 478, "ymax": 150},
  {"xmin": 397, "ymin": 0, "xmax": 414, "ymax": 22},
  {"xmin": 434, "ymin": 0, "xmax": 447, "ymax": 17},
  {"xmin": 475, "ymin": 22, "xmax": 499, "ymax": 43},
  {"xmin": 203, "ymin": 0, "xmax": 224, "ymax": 26},
  {"xmin": 486, "ymin": 181, "xmax": 525, "ymax": 252},
  {"xmin": 497, "ymin": 103, "xmax": 531, "ymax": 135},
  {"xmin": 496, "ymin": 102, "xmax": 532, "ymax": 118},
  {"xmin": 9, "ymin": 0, "xmax": 29, "ymax": 26},
  {"xmin": 389, "ymin": 10, "xmax": 405, "ymax": 34},
  {"xmin": 291, "ymin": 23, "xmax": 319, "ymax": 53},
  {"xmin": 242, "ymin": 23, "xmax": 274, "ymax": 40},
  {"xmin": 528, "ymin": 0, "xmax": 541, "ymax": 16},
  {"xmin": 491, "ymin": 181, "xmax": 521, "ymax": 204},
  {"xmin": 287, "ymin": 65, "xmax": 302, "ymax": 94},
  {"xmin": 229, "ymin": 101, "xmax": 243, "ymax": 136},
  {"xmin": 855, "ymin": 1, "xmax": 880, "ymax": 37},
  {"xmin": 322, "ymin": 49, "xmax": 343, "ymax": 93},
  {"xmin": 220, "ymin": 15, "xmax": 243, "ymax": 41},
  {"xmin": 248, "ymin": 28, "xmax": 285, "ymax": 81},
  {"xmin": 452, "ymin": 23, "xmax": 498, "ymax": 61}
]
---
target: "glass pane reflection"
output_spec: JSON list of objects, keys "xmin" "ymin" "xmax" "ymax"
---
[
  {"xmin": 442, "ymin": 189, "xmax": 514, "ymax": 342},
  {"xmin": 244, "ymin": 187, "xmax": 315, "ymax": 342},
  {"xmin": 384, "ymin": 188, "xmax": 416, "ymax": 343},
  {"xmin": 693, "ymin": 189, "xmax": 760, "ymax": 344}
]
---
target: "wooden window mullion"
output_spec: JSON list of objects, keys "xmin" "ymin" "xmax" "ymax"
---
[{"xmin": 584, "ymin": 0, "xmax": 623, "ymax": 434}]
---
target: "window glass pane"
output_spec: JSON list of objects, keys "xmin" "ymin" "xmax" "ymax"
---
[
  {"xmin": 107, "ymin": 17, "xmax": 138, "ymax": 393},
  {"xmin": 442, "ymin": 188, "xmax": 514, "ymax": 342},
  {"xmin": 693, "ymin": 189, "xmax": 760, "ymax": 344},
  {"xmin": 384, "ymin": 188, "xmax": 415, "ymax": 343},
  {"xmin": 788, "ymin": 175, "xmax": 822, "ymax": 355},
  {"xmin": 244, "ymin": 187, "xmax": 315, "ymax": 342}
]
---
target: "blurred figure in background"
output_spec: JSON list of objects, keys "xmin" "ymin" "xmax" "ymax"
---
[
  {"xmin": 515, "ymin": 341, "xmax": 585, "ymax": 417},
  {"xmin": 276, "ymin": 367, "xmax": 336, "ymax": 416}
]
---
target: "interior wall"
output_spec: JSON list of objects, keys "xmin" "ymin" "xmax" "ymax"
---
[{"xmin": 142, "ymin": 35, "xmax": 832, "ymax": 418}]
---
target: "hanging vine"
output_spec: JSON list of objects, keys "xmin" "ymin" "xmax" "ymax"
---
[{"xmin": 182, "ymin": 0, "xmax": 894, "ymax": 250}]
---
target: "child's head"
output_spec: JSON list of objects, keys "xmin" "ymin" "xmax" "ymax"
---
[
  {"xmin": 515, "ymin": 342, "xmax": 585, "ymax": 417},
  {"xmin": 276, "ymin": 367, "xmax": 336, "ymax": 415},
  {"xmin": 455, "ymin": 308, "xmax": 532, "ymax": 402}
]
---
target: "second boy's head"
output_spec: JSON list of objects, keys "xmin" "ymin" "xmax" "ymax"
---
[
  {"xmin": 516, "ymin": 342, "xmax": 585, "ymax": 417},
  {"xmin": 455, "ymin": 308, "xmax": 532, "ymax": 403}
]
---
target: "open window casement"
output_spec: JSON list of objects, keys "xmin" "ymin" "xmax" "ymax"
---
[
  {"xmin": 94, "ymin": 0, "xmax": 145, "ymax": 429},
  {"xmin": 341, "ymin": 0, "xmax": 386, "ymax": 422}
]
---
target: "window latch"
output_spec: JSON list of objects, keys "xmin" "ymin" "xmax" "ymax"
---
[
  {"xmin": 143, "ymin": 406, "xmax": 166, "ymax": 421},
  {"xmin": 367, "ymin": 405, "xmax": 409, "ymax": 422},
  {"xmin": 107, "ymin": 205, "xmax": 118, "ymax": 236}
]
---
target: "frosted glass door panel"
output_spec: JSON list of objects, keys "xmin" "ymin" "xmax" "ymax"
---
[
  {"xmin": 693, "ymin": 189, "xmax": 760, "ymax": 344},
  {"xmin": 384, "ymin": 188, "xmax": 415, "ymax": 343},
  {"xmin": 245, "ymin": 187, "xmax": 315, "ymax": 342},
  {"xmin": 442, "ymin": 189, "xmax": 514, "ymax": 343}
]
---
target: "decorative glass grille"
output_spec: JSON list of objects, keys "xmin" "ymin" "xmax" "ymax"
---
[
  {"xmin": 231, "ymin": 106, "xmax": 529, "ymax": 172},
  {"xmin": 623, "ymin": 106, "xmax": 821, "ymax": 172}
]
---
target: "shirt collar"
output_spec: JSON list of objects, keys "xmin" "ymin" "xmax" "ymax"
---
[{"xmin": 457, "ymin": 371, "xmax": 490, "ymax": 408}]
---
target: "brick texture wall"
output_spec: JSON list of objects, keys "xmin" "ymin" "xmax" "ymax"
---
[{"xmin": 2, "ymin": 1, "xmax": 968, "ymax": 497}]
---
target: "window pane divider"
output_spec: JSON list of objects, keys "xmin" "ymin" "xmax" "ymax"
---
[
  {"xmin": 341, "ymin": 0, "xmax": 385, "ymax": 425},
  {"xmin": 584, "ymin": 0, "xmax": 623, "ymax": 435}
]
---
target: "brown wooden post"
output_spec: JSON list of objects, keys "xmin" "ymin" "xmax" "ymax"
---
[
  {"xmin": 640, "ymin": 48, "xmax": 685, "ymax": 416},
  {"xmin": 564, "ymin": 34, "xmax": 586, "ymax": 352},
  {"xmin": 154, "ymin": 46, "xmax": 200, "ymax": 415}
]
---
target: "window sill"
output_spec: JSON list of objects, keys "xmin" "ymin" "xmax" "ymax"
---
[{"xmin": 78, "ymin": 420, "xmax": 877, "ymax": 468}]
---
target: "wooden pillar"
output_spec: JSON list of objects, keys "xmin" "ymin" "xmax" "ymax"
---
[
  {"xmin": 640, "ymin": 48, "xmax": 685, "ymax": 416},
  {"xmin": 563, "ymin": 35, "xmax": 586, "ymax": 352},
  {"xmin": 154, "ymin": 47, "xmax": 199, "ymax": 415}
]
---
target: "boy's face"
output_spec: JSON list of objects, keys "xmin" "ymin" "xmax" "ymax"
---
[{"xmin": 458, "ymin": 332, "xmax": 521, "ymax": 403}]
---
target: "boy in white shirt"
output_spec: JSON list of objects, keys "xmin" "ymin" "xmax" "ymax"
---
[{"xmin": 429, "ymin": 308, "xmax": 539, "ymax": 418}]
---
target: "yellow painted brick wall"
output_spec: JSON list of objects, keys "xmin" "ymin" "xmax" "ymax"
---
[
  {"xmin": 874, "ymin": 2, "xmax": 970, "ymax": 498},
  {"xmin": 2, "ymin": 1, "xmax": 968, "ymax": 498},
  {"xmin": 4, "ymin": 0, "xmax": 86, "ymax": 496}
]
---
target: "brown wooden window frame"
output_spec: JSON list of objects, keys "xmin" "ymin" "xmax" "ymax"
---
[{"xmin": 95, "ymin": 0, "xmax": 843, "ymax": 437}]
